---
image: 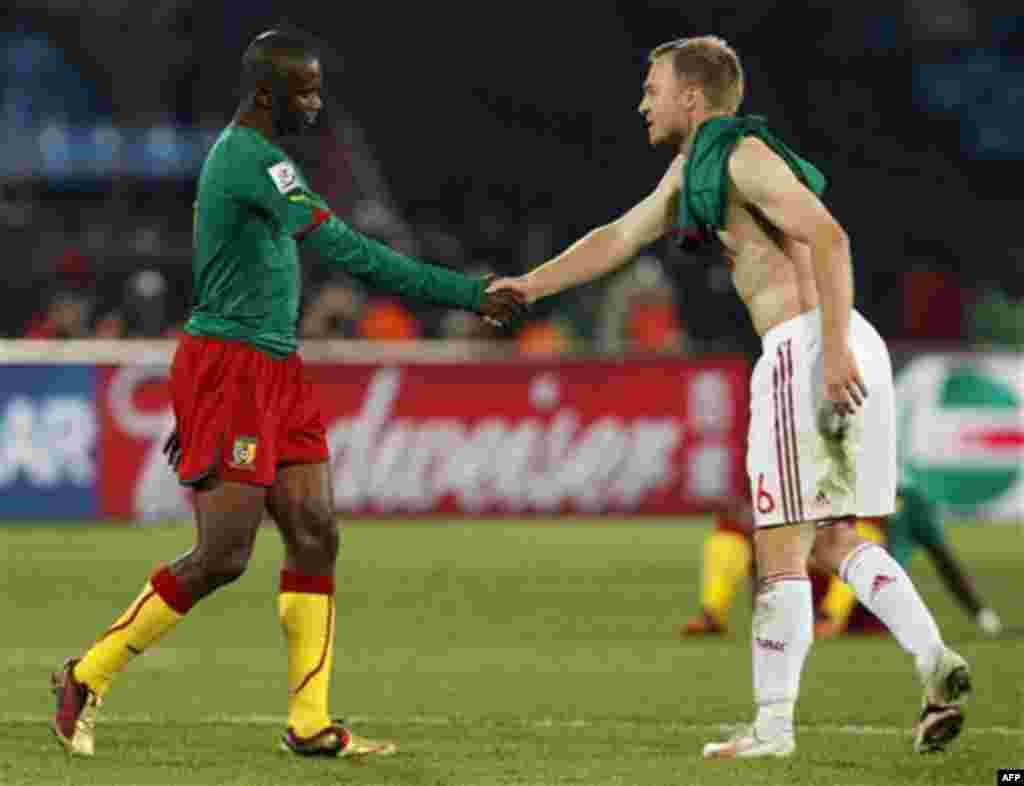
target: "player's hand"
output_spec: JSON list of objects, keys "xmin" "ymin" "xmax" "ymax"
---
[
  {"xmin": 478, "ymin": 277, "xmax": 529, "ymax": 329},
  {"xmin": 163, "ymin": 430, "xmax": 182, "ymax": 470},
  {"xmin": 486, "ymin": 275, "xmax": 540, "ymax": 305},
  {"xmin": 823, "ymin": 343, "xmax": 868, "ymax": 418}
]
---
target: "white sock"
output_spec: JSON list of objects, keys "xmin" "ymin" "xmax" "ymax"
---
[
  {"xmin": 752, "ymin": 575, "xmax": 812, "ymax": 739},
  {"xmin": 840, "ymin": 543, "xmax": 944, "ymax": 678}
]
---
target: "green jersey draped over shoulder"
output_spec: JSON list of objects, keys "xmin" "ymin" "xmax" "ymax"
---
[
  {"xmin": 676, "ymin": 115, "xmax": 827, "ymax": 252},
  {"xmin": 186, "ymin": 124, "xmax": 483, "ymax": 357}
]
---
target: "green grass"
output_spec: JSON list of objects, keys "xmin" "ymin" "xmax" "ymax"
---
[{"xmin": 1, "ymin": 518, "xmax": 1021, "ymax": 785}]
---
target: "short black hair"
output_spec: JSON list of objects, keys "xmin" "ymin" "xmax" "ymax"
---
[{"xmin": 241, "ymin": 29, "xmax": 319, "ymax": 96}]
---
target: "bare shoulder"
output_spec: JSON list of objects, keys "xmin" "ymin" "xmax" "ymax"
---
[
  {"xmin": 728, "ymin": 136, "xmax": 788, "ymax": 182},
  {"xmin": 726, "ymin": 135, "xmax": 843, "ymax": 244},
  {"xmin": 728, "ymin": 138, "xmax": 811, "ymax": 210},
  {"xmin": 733, "ymin": 135, "xmax": 773, "ymax": 157}
]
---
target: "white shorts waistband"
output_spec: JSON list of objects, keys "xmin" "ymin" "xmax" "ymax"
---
[{"xmin": 761, "ymin": 308, "xmax": 867, "ymax": 351}]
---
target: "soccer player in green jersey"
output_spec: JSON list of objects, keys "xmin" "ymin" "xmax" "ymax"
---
[{"xmin": 52, "ymin": 29, "xmax": 526, "ymax": 759}]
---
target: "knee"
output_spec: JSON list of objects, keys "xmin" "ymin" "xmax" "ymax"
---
[
  {"xmin": 198, "ymin": 545, "xmax": 252, "ymax": 589},
  {"xmin": 814, "ymin": 523, "xmax": 867, "ymax": 574},
  {"xmin": 754, "ymin": 527, "xmax": 812, "ymax": 577}
]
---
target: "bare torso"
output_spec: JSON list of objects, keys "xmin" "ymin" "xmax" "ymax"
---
[{"xmin": 715, "ymin": 178, "xmax": 820, "ymax": 337}]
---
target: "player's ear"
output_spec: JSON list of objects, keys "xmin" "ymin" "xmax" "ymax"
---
[{"xmin": 681, "ymin": 85, "xmax": 699, "ymax": 110}]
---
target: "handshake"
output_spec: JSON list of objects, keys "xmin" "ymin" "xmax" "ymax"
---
[{"xmin": 476, "ymin": 275, "xmax": 535, "ymax": 330}]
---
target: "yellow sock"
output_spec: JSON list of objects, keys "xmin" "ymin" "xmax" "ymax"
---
[
  {"xmin": 855, "ymin": 518, "xmax": 886, "ymax": 547},
  {"xmin": 279, "ymin": 572, "xmax": 335, "ymax": 739},
  {"xmin": 73, "ymin": 566, "xmax": 192, "ymax": 697},
  {"xmin": 820, "ymin": 577, "xmax": 858, "ymax": 626},
  {"xmin": 701, "ymin": 531, "xmax": 753, "ymax": 626},
  {"xmin": 821, "ymin": 519, "xmax": 886, "ymax": 626}
]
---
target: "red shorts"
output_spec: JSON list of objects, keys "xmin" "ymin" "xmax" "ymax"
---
[{"xmin": 169, "ymin": 334, "xmax": 329, "ymax": 487}]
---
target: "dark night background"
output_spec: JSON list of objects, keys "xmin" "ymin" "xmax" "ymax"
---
[{"xmin": 3, "ymin": 1, "xmax": 1021, "ymax": 353}]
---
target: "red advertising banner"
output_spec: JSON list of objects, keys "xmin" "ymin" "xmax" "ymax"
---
[
  {"xmin": 97, "ymin": 365, "xmax": 180, "ymax": 519},
  {"xmin": 97, "ymin": 358, "xmax": 750, "ymax": 520}
]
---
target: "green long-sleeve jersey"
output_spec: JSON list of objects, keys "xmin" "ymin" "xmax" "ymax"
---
[{"xmin": 185, "ymin": 124, "xmax": 483, "ymax": 357}]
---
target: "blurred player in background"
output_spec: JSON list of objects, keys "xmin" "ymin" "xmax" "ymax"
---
[
  {"xmin": 676, "ymin": 503, "xmax": 756, "ymax": 637},
  {"xmin": 51, "ymin": 29, "xmax": 526, "ymax": 760},
  {"xmin": 487, "ymin": 35, "xmax": 970, "ymax": 757}
]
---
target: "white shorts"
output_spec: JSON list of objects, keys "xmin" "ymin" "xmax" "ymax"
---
[{"xmin": 747, "ymin": 308, "xmax": 897, "ymax": 528}]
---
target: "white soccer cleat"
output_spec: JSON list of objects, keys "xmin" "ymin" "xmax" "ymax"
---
[
  {"xmin": 702, "ymin": 725, "xmax": 795, "ymax": 759},
  {"xmin": 923, "ymin": 647, "xmax": 971, "ymax": 709},
  {"xmin": 914, "ymin": 646, "xmax": 971, "ymax": 753}
]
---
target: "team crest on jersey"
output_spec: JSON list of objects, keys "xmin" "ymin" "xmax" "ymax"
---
[
  {"xmin": 267, "ymin": 161, "xmax": 299, "ymax": 194},
  {"xmin": 230, "ymin": 436, "xmax": 258, "ymax": 469}
]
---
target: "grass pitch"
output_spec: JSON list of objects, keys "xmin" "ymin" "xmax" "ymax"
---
[{"xmin": 1, "ymin": 517, "xmax": 1020, "ymax": 785}]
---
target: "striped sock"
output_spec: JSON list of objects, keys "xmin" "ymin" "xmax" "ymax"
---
[
  {"xmin": 73, "ymin": 566, "xmax": 193, "ymax": 696},
  {"xmin": 279, "ymin": 571, "xmax": 335, "ymax": 740}
]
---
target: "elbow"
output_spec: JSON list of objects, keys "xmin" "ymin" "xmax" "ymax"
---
[
  {"xmin": 828, "ymin": 221, "xmax": 849, "ymax": 256},
  {"xmin": 812, "ymin": 220, "xmax": 849, "ymax": 260}
]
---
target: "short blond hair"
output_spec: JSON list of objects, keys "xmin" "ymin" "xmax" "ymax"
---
[{"xmin": 649, "ymin": 35, "xmax": 744, "ymax": 113}]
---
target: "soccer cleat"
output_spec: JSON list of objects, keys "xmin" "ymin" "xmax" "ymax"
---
[
  {"xmin": 914, "ymin": 704, "xmax": 964, "ymax": 753},
  {"xmin": 923, "ymin": 647, "xmax": 971, "ymax": 708},
  {"xmin": 913, "ymin": 647, "xmax": 971, "ymax": 753},
  {"xmin": 702, "ymin": 725, "xmax": 795, "ymax": 759},
  {"xmin": 676, "ymin": 609, "xmax": 727, "ymax": 638},
  {"xmin": 281, "ymin": 722, "xmax": 398, "ymax": 758},
  {"xmin": 50, "ymin": 658, "xmax": 101, "ymax": 756}
]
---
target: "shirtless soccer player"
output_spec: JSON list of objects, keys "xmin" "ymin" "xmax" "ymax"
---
[
  {"xmin": 487, "ymin": 36, "xmax": 970, "ymax": 758},
  {"xmin": 51, "ymin": 30, "xmax": 525, "ymax": 759}
]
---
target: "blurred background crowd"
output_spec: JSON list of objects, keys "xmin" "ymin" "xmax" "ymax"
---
[{"xmin": 3, "ymin": 0, "xmax": 1021, "ymax": 356}]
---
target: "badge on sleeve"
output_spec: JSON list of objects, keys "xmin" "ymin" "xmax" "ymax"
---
[{"xmin": 267, "ymin": 161, "xmax": 299, "ymax": 194}]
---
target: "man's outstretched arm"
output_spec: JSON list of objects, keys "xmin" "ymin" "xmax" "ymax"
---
[
  {"xmin": 304, "ymin": 209, "xmax": 479, "ymax": 309},
  {"xmin": 245, "ymin": 167, "xmax": 526, "ymax": 325},
  {"xmin": 489, "ymin": 155, "xmax": 685, "ymax": 303}
]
